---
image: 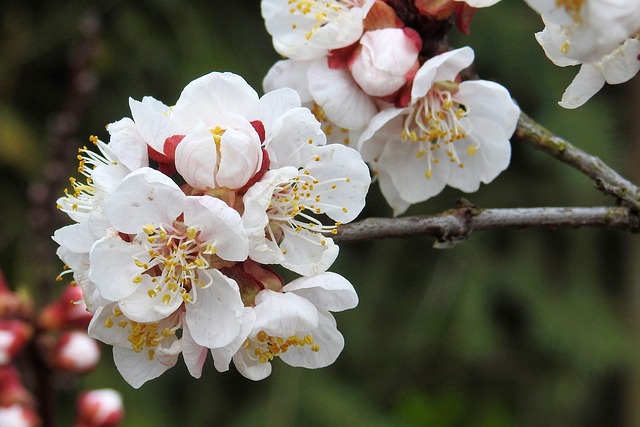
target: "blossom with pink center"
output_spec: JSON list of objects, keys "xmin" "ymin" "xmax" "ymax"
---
[
  {"xmin": 357, "ymin": 46, "xmax": 520, "ymax": 215},
  {"xmin": 262, "ymin": 0, "xmax": 376, "ymax": 60}
]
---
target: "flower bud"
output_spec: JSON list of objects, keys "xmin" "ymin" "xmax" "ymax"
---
[
  {"xmin": 0, "ymin": 365, "xmax": 33, "ymax": 408},
  {"xmin": 0, "ymin": 404, "xmax": 40, "ymax": 427},
  {"xmin": 39, "ymin": 284, "xmax": 92, "ymax": 331},
  {"xmin": 0, "ymin": 320, "xmax": 32, "ymax": 365},
  {"xmin": 75, "ymin": 389, "xmax": 124, "ymax": 427},
  {"xmin": 50, "ymin": 331, "xmax": 100, "ymax": 373},
  {"xmin": 349, "ymin": 28, "xmax": 421, "ymax": 97}
]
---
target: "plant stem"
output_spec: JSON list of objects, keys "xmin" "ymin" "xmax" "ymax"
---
[
  {"xmin": 513, "ymin": 111, "xmax": 640, "ymax": 211},
  {"xmin": 334, "ymin": 206, "xmax": 640, "ymax": 244}
]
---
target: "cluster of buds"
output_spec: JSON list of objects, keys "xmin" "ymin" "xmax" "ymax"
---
[
  {"xmin": 262, "ymin": 0, "xmax": 520, "ymax": 214},
  {"xmin": 0, "ymin": 271, "xmax": 38, "ymax": 426},
  {"xmin": 53, "ymin": 71, "xmax": 370, "ymax": 387},
  {"xmin": 0, "ymin": 271, "xmax": 123, "ymax": 426}
]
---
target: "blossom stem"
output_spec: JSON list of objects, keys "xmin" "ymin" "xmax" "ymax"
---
[
  {"xmin": 513, "ymin": 111, "xmax": 640, "ymax": 212},
  {"xmin": 334, "ymin": 206, "xmax": 640, "ymax": 244}
]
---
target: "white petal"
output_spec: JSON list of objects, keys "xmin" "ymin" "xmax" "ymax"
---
[
  {"xmin": 558, "ymin": 64, "xmax": 606, "ymax": 109},
  {"xmin": 211, "ymin": 307, "xmax": 256, "ymax": 372},
  {"xmin": 375, "ymin": 166, "xmax": 412, "ymax": 216},
  {"xmin": 283, "ymin": 272, "xmax": 358, "ymax": 312},
  {"xmin": 601, "ymin": 38, "xmax": 640, "ymax": 84},
  {"xmin": 308, "ymin": 59, "xmax": 377, "ymax": 130},
  {"xmin": 186, "ymin": 270, "xmax": 244, "ymax": 348},
  {"xmin": 303, "ymin": 144, "xmax": 370, "ymax": 223},
  {"xmin": 412, "ymin": 47, "xmax": 474, "ymax": 99},
  {"xmin": 216, "ymin": 128, "xmax": 263, "ymax": 189},
  {"xmin": 171, "ymin": 72, "xmax": 259, "ymax": 128},
  {"xmin": 279, "ymin": 227, "xmax": 339, "ymax": 276},
  {"xmin": 534, "ymin": 24, "xmax": 581, "ymax": 67},
  {"xmin": 174, "ymin": 124, "xmax": 218, "ymax": 190},
  {"xmin": 280, "ymin": 309, "xmax": 344, "ymax": 369},
  {"xmin": 263, "ymin": 60, "xmax": 313, "ymax": 102},
  {"xmin": 181, "ymin": 318, "xmax": 208, "ymax": 379},
  {"xmin": 53, "ymin": 223, "xmax": 95, "ymax": 254},
  {"xmin": 252, "ymin": 290, "xmax": 319, "ymax": 337},
  {"xmin": 88, "ymin": 235, "xmax": 147, "ymax": 302},
  {"xmin": 250, "ymin": 87, "xmax": 302, "ymax": 135},
  {"xmin": 232, "ymin": 348, "xmax": 272, "ymax": 381},
  {"xmin": 445, "ymin": 121, "xmax": 512, "ymax": 192},
  {"xmin": 377, "ymin": 139, "xmax": 449, "ymax": 203},
  {"xmin": 183, "ymin": 196, "xmax": 248, "ymax": 262},
  {"xmin": 104, "ymin": 168, "xmax": 184, "ymax": 234},
  {"xmin": 118, "ymin": 275, "xmax": 182, "ymax": 323},
  {"xmin": 107, "ymin": 117, "xmax": 150, "ymax": 170},
  {"xmin": 113, "ymin": 346, "xmax": 177, "ymax": 389},
  {"xmin": 456, "ymin": 80, "xmax": 520, "ymax": 137},
  {"xmin": 357, "ymin": 107, "xmax": 407, "ymax": 162},
  {"xmin": 350, "ymin": 28, "xmax": 419, "ymax": 97},
  {"xmin": 266, "ymin": 107, "xmax": 326, "ymax": 168},
  {"xmin": 128, "ymin": 97, "xmax": 178, "ymax": 153}
]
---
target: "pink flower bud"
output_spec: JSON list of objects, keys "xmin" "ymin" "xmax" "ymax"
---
[
  {"xmin": 51, "ymin": 331, "xmax": 100, "ymax": 373},
  {"xmin": 0, "ymin": 404, "xmax": 40, "ymax": 427},
  {"xmin": 0, "ymin": 366, "xmax": 33, "ymax": 408},
  {"xmin": 75, "ymin": 389, "xmax": 124, "ymax": 427},
  {"xmin": 0, "ymin": 271, "xmax": 31, "ymax": 319},
  {"xmin": 0, "ymin": 320, "xmax": 32, "ymax": 365},
  {"xmin": 349, "ymin": 28, "xmax": 421, "ymax": 97},
  {"xmin": 39, "ymin": 284, "xmax": 93, "ymax": 331}
]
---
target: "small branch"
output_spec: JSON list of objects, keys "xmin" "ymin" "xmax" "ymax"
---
[
  {"xmin": 513, "ymin": 111, "xmax": 640, "ymax": 212},
  {"xmin": 334, "ymin": 206, "xmax": 640, "ymax": 244}
]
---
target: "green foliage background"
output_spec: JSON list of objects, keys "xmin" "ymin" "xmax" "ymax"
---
[{"xmin": 1, "ymin": 0, "xmax": 638, "ymax": 426}]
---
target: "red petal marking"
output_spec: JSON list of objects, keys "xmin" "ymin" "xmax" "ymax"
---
[
  {"xmin": 163, "ymin": 134, "xmax": 185, "ymax": 161},
  {"xmin": 328, "ymin": 43, "xmax": 359, "ymax": 69},
  {"xmin": 238, "ymin": 148, "xmax": 271, "ymax": 194},
  {"xmin": 363, "ymin": 1, "xmax": 403, "ymax": 30},
  {"xmin": 250, "ymin": 120, "xmax": 266, "ymax": 143},
  {"xmin": 456, "ymin": 4, "xmax": 476, "ymax": 35}
]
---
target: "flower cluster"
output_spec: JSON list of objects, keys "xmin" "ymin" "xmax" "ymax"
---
[
  {"xmin": 262, "ymin": 0, "xmax": 519, "ymax": 214},
  {"xmin": 525, "ymin": 0, "xmax": 640, "ymax": 108},
  {"xmin": 53, "ymin": 72, "xmax": 370, "ymax": 387}
]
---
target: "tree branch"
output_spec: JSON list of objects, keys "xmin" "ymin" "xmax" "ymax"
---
[
  {"xmin": 513, "ymin": 111, "xmax": 640, "ymax": 211},
  {"xmin": 334, "ymin": 206, "xmax": 640, "ymax": 244}
]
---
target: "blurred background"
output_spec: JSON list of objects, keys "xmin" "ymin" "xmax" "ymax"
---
[{"xmin": 1, "ymin": 0, "xmax": 639, "ymax": 425}]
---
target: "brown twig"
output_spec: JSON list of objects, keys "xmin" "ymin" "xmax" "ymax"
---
[
  {"xmin": 513, "ymin": 111, "xmax": 640, "ymax": 212},
  {"xmin": 334, "ymin": 206, "xmax": 640, "ymax": 244}
]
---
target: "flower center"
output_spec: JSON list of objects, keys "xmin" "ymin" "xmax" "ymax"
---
[
  {"xmin": 103, "ymin": 305, "xmax": 178, "ymax": 360},
  {"xmin": 242, "ymin": 330, "xmax": 319, "ymax": 364},
  {"xmin": 556, "ymin": 0, "xmax": 585, "ymax": 23},
  {"xmin": 311, "ymin": 103, "xmax": 351, "ymax": 145},
  {"xmin": 401, "ymin": 82, "xmax": 476, "ymax": 180},
  {"xmin": 134, "ymin": 222, "xmax": 218, "ymax": 306},
  {"xmin": 57, "ymin": 136, "xmax": 116, "ymax": 216},
  {"xmin": 266, "ymin": 169, "xmax": 348, "ymax": 246}
]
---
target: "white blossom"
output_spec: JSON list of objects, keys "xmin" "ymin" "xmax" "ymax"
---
[{"xmin": 358, "ymin": 47, "xmax": 519, "ymax": 215}]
